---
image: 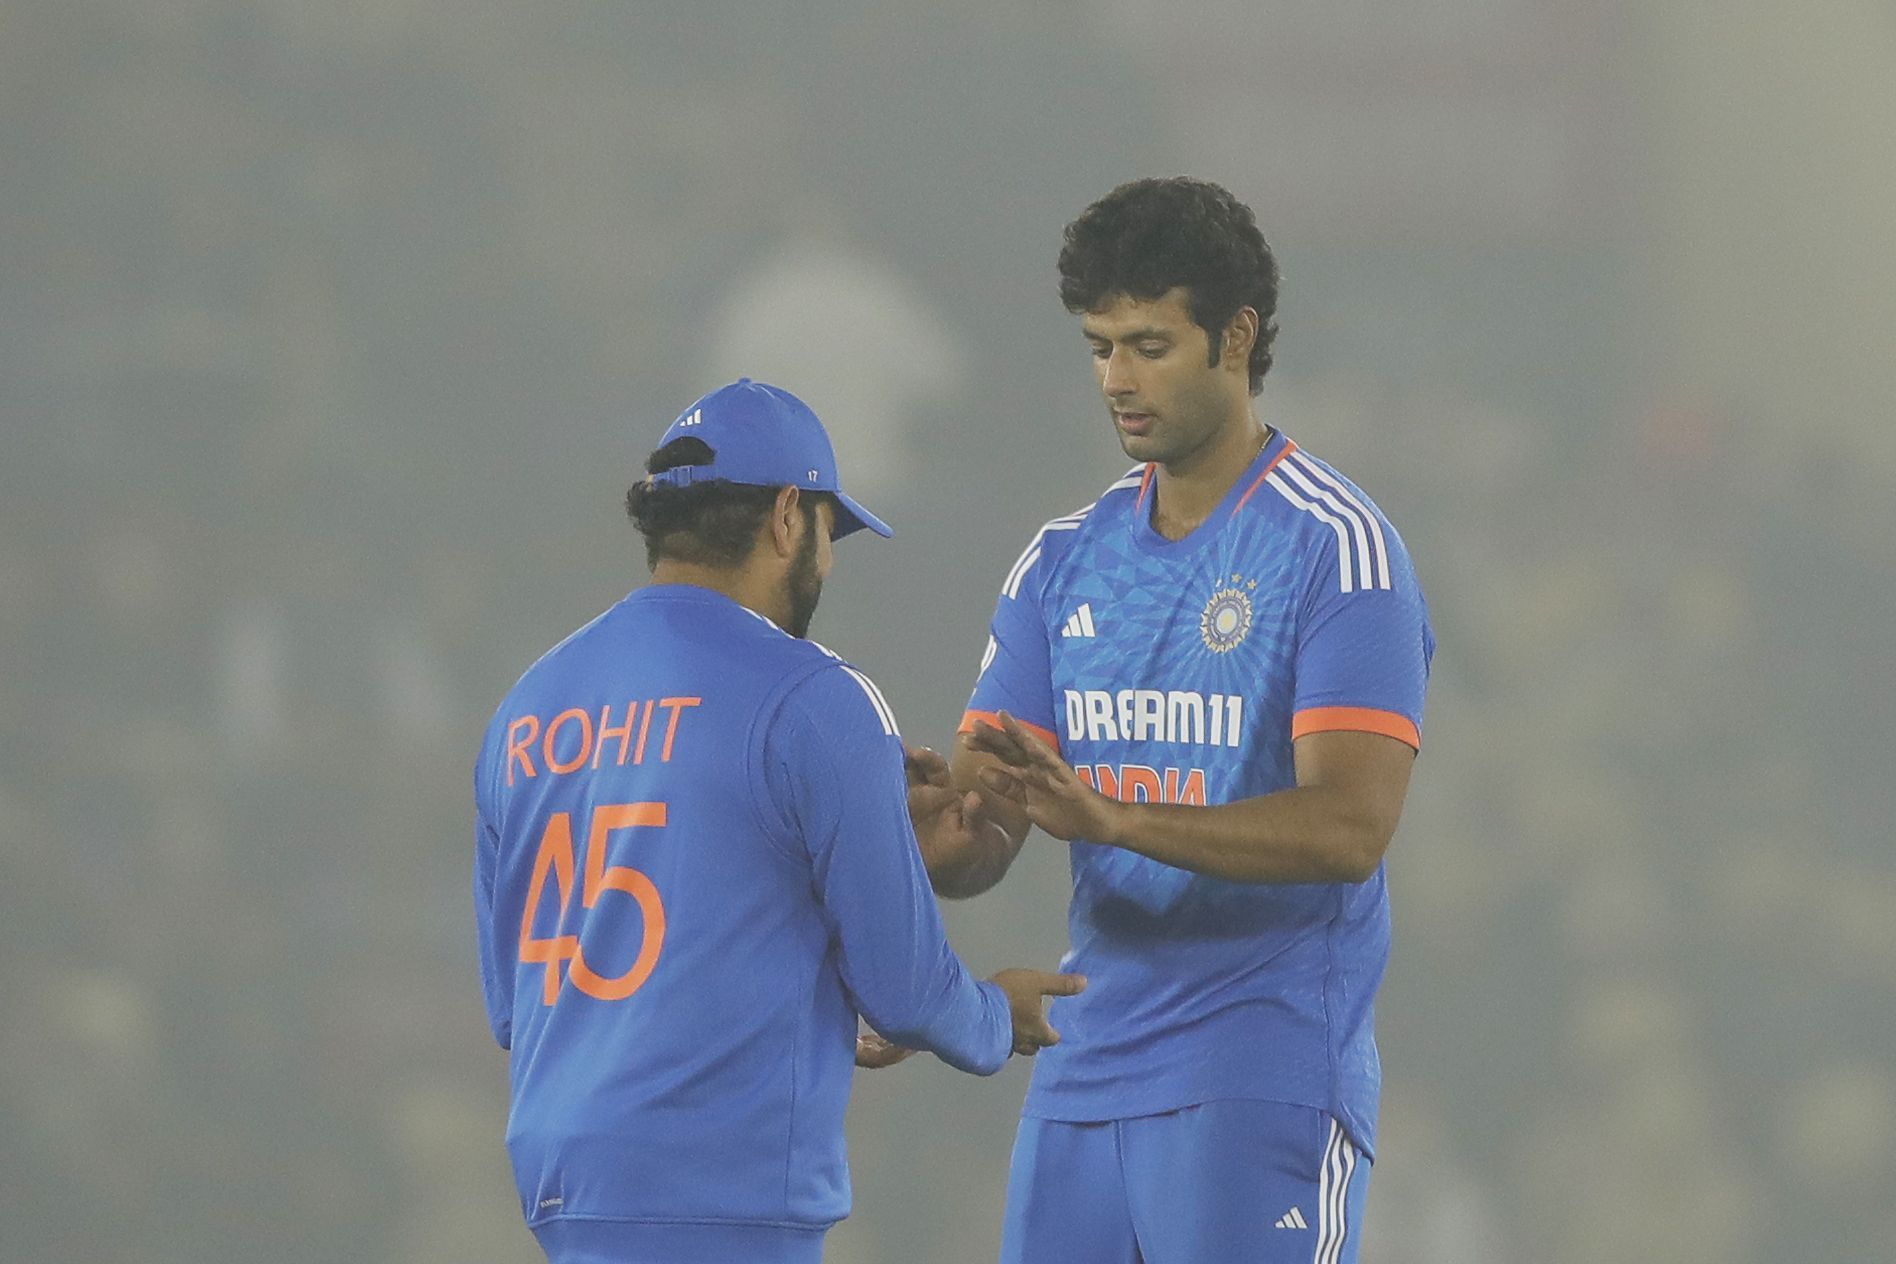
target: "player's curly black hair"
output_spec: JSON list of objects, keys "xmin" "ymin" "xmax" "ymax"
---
[
  {"xmin": 1058, "ymin": 177, "xmax": 1280, "ymax": 394},
  {"xmin": 624, "ymin": 437, "xmax": 830, "ymax": 570}
]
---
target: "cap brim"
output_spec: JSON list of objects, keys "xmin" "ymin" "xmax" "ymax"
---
[{"xmin": 832, "ymin": 491, "xmax": 893, "ymax": 539}]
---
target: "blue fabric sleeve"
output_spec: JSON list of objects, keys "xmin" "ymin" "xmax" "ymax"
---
[
  {"xmin": 1293, "ymin": 525, "xmax": 1434, "ymax": 746},
  {"xmin": 764, "ymin": 665, "xmax": 1011, "ymax": 1075},
  {"xmin": 964, "ymin": 538, "xmax": 1058, "ymax": 743},
  {"xmin": 472, "ymin": 741, "xmax": 512, "ymax": 1050}
]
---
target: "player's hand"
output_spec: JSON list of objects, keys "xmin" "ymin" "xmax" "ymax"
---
[
  {"xmin": 906, "ymin": 747, "xmax": 987, "ymax": 870},
  {"xmin": 989, "ymin": 968, "xmax": 1087, "ymax": 1055},
  {"xmin": 967, "ymin": 712, "xmax": 1123, "ymax": 844},
  {"xmin": 855, "ymin": 1028, "xmax": 918, "ymax": 1069},
  {"xmin": 905, "ymin": 744, "xmax": 1018, "ymax": 882},
  {"xmin": 905, "ymin": 744, "xmax": 954, "ymax": 790}
]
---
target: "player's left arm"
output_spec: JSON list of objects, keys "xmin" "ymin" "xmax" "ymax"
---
[
  {"xmin": 973, "ymin": 511, "xmax": 1433, "ymax": 885},
  {"xmin": 971, "ymin": 714, "xmax": 1410, "ymax": 884}
]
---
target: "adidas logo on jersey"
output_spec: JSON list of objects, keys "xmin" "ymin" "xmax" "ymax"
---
[
  {"xmin": 1274, "ymin": 1206, "xmax": 1308, "ymax": 1230},
  {"xmin": 1060, "ymin": 603, "xmax": 1098, "ymax": 638}
]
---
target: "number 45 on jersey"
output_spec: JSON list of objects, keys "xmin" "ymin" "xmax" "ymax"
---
[{"xmin": 519, "ymin": 802, "xmax": 668, "ymax": 1004}]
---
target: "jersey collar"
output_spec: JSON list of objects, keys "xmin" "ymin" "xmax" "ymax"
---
[{"xmin": 1128, "ymin": 428, "xmax": 1295, "ymax": 555}]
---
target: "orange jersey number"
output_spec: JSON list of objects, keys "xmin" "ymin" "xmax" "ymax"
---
[{"xmin": 518, "ymin": 802, "xmax": 668, "ymax": 1004}]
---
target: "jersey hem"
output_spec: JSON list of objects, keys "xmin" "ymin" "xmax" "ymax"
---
[{"xmin": 1020, "ymin": 1089, "xmax": 1377, "ymax": 1161}]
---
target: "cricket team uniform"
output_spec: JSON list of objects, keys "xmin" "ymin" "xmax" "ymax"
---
[
  {"xmin": 965, "ymin": 430, "xmax": 1433, "ymax": 1262},
  {"xmin": 475, "ymin": 584, "xmax": 1012, "ymax": 1264}
]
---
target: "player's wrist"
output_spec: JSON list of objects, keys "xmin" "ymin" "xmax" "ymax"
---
[{"xmin": 1093, "ymin": 794, "xmax": 1135, "ymax": 848}]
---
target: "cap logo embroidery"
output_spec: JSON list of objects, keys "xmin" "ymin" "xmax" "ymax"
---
[
  {"xmin": 807, "ymin": 469, "xmax": 818, "ymax": 482},
  {"xmin": 679, "ymin": 408, "xmax": 702, "ymax": 427}
]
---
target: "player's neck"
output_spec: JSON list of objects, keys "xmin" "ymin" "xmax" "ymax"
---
[
  {"xmin": 649, "ymin": 559, "xmax": 794, "ymax": 631},
  {"xmin": 1151, "ymin": 415, "xmax": 1271, "ymax": 541}
]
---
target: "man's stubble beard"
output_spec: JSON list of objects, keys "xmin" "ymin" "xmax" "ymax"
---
[
  {"xmin": 1115, "ymin": 414, "xmax": 1214, "ymax": 469},
  {"xmin": 1110, "ymin": 381, "xmax": 1229, "ymax": 469},
  {"xmin": 783, "ymin": 517, "xmax": 824, "ymax": 639}
]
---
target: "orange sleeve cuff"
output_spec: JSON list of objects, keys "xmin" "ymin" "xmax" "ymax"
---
[
  {"xmin": 959, "ymin": 709, "xmax": 1062, "ymax": 752},
  {"xmin": 1292, "ymin": 706, "xmax": 1421, "ymax": 750}
]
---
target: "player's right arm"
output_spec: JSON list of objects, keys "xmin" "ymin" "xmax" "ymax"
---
[{"xmin": 923, "ymin": 530, "xmax": 1061, "ymax": 899}]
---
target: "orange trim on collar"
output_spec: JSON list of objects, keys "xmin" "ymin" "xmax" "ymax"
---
[{"xmin": 1234, "ymin": 438, "xmax": 1297, "ymax": 513}]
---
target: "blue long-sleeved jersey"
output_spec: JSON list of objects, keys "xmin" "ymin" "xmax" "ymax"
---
[{"xmin": 474, "ymin": 584, "xmax": 1010, "ymax": 1234}]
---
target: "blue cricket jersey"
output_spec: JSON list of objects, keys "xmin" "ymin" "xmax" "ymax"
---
[
  {"xmin": 475, "ymin": 584, "xmax": 1011, "ymax": 1235},
  {"xmin": 963, "ymin": 431, "xmax": 1433, "ymax": 1156}
]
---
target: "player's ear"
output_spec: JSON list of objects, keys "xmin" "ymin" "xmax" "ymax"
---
[
  {"xmin": 768, "ymin": 485, "xmax": 802, "ymax": 559},
  {"xmin": 1222, "ymin": 307, "xmax": 1258, "ymax": 369}
]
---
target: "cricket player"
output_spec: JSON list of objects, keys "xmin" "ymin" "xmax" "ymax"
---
[
  {"xmin": 931, "ymin": 178, "xmax": 1435, "ymax": 1262},
  {"xmin": 473, "ymin": 378, "xmax": 1083, "ymax": 1264}
]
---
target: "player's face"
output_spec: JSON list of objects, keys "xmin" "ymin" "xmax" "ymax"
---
[
  {"xmin": 1082, "ymin": 288, "xmax": 1238, "ymax": 468},
  {"xmin": 782, "ymin": 499, "xmax": 834, "ymax": 639}
]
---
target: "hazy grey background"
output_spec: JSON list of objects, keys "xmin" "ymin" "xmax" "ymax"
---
[{"xmin": 6, "ymin": 2, "xmax": 1895, "ymax": 1260}]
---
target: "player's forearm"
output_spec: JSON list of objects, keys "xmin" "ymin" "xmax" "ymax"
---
[
  {"xmin": 823, "ymin": 857, "xmax": 1013, "ymax": 1072},
  {"xmin": 855, "ymin": 969, "xmax": 1012, "ymax": 1076},
  {"xmin": 1096, "ymin": 785, "xmax": 1393, "ymax": 884}
]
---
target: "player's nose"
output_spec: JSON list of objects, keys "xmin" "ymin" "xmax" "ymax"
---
[{"xmin": 1100, "ymin": 348, "xmax": 1138, "ymax": 397}]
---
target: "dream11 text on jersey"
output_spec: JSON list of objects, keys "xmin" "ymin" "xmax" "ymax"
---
[{"xmin": 1061, "ymin": 687, "xmax": 1250, "ymax": 808}]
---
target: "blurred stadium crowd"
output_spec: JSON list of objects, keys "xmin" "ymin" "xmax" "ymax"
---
[{"xmin": 4, "ymin": 2, "xmax": 1893, "ymax": 1261}]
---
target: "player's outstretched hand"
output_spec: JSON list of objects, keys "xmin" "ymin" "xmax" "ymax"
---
[
  {"xmin": 967, "ymin": 712, "xmax": 1121, "ymax": 844},
  {"xmin": 855, "ymin": 1028, "xmax": 918, "ymax": 1069},
  {"xmin": 990, "ymin": 968, "xmax": 1087, "ymax": 1056}
]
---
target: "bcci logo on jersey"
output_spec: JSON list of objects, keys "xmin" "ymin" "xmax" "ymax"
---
[{"xmin": 1200, "ymin": 573, "xmax": 1258, "ymax": 653}]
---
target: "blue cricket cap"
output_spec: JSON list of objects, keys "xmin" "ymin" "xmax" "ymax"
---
[{"xmin": 647, "ymin": 378, "xmax": 892, "ymax": 540}]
